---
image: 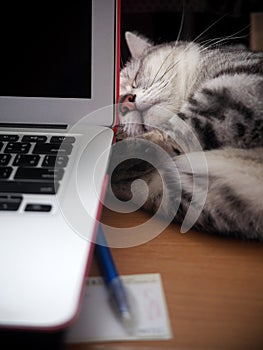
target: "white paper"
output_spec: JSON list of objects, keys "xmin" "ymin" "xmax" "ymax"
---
[{"xmin": 66, "ymin": 273, "xmax": 172, "ymax": 343}]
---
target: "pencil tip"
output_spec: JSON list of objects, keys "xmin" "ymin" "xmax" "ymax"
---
[
  {"xmin": 120, "ymin": 310, "xmax": 136, "ymax": 334},
  {"xmin": 120, "ymin": 310, "xmax": 132, "ymax": 322}
]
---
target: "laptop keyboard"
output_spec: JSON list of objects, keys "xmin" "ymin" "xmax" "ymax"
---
[{"xmin": 0, "ymin": 134, "xmax": 75, "ymax": 212}]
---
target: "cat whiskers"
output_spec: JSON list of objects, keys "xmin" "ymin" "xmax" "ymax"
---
[
  {"xmin": 186, "ymin": 28, "xmax": 249, "ymax": 97},
  {"xmin": 149, "ymin": 6, "xmax": 186, "ymax": 87},
  {"xmin": 175, "ymin": 6, "xmax": 185, "ymax": 43},
  {"xmin": 151, "ymin": 44, "xmax": 195, "ymax": 87},
  {"xmin": 193, "ymin": 19, "xmax": 250, "ymax": 55},
  {"xmin": 144, "ymin": 79, "xmax": 170, "ymax": 102},
  {"xmin": 198, "ymin": 32, "xmax": 249, "ymax": 55},
  {"xmin": 150, "ymin": 50, "xmax": 176, "ymax": 87},
  {"xmin": 192, "ymin": 13, "xmax": 229, "ymax": 44},
  {"xmin": 148, "ymin": 57, "xmax": 181, "ymax": 93},
  {"xmin": 189, "ymin": 12, "xmax": 249, "ymax": 56},
  {"xmin": 159, "ymin": 60, "xmax": 180, "ymax": 82}
]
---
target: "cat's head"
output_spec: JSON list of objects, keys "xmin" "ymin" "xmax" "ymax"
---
[{"xmin": 119, "ymin": 32, "xmax": 201, "ymax": 136}]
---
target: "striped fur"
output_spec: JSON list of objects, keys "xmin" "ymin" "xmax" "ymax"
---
[{"xmin": 112, "ymin": 32, "xmax": 263, "ymax": 240}]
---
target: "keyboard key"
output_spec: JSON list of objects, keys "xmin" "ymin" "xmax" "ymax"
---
[
  {"xmin": 42, "ymin": 155, "xmax": 69, "ymax": 168},
  {"xmin": 0, "ymin": 154, "xmax": 11, "ymax": 166},
  {"xmin": 25, "ymin": 204, "xmax": 52, "ymax": 212},
  {"xmin": 0, "ymin": 181, "xmax": 59, "ymax": 194},
  {"xmin": 0, "ymin": 167, "xmax": 12, "ymax": 179},
  {"xmin": 22, "ymin": 135, "xmax": 47, "ymax": 143},
  {"xmin": 0, "ymin": 135, "xmax": 19, "ymax": 142},
  {"xmin": 13, "ymin": 154, "xmax": 40, "ymax": 167},
  {"xmin": 32, "ymin": 143, "xmax": 73, "ymax": 155},
  {"xmin": 5, "ymin": 142, "xmax": 31, "ymax": 154},
  {"xmin": 50, "ymin": 136, "xmax": 75, "ymax": 144},
  {"xmin": 15, "ymin": 167, "xmax": 64, "ymax": 181},
  {"xmin": 0, "ymin": 195, "xmax": 22, "ymax": 211}
]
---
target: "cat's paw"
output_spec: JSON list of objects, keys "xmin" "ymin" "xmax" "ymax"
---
[
  {"xmin": 108, "ymin": 139, "xmax": 158, "ymax": 204},
  {"xmin": 108, "ymin": 127, "xmax": 184, "ymax": 204},
  {"xmin": 110, "ymin": 156, "xmax": 155, "ymax": 183},
  {"xmin": 109, "ymin": 129, "xmax": 181, "ymax": 183},
  {"xmin": 109, "ymin": 135, "xmax": 156, "ymax": 184},
  {"xmin": 115, "ymin": 124, "xmax": 128, "ymax": 141},
  {"xmin": 136, "ymin": 129, "xmax": 183, "ymax": 156}
]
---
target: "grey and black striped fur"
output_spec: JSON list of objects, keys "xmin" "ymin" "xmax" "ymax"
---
[{"xmin": 110, "ymin": 32, "xmax": 263, "ymax": 240}]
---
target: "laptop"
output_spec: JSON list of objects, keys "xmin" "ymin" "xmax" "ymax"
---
[{"xmin": 0, "ymin": 0, "xmax": 120, "ymax": 330}]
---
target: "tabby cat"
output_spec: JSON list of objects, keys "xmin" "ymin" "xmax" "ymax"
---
[{"xmin": 109, "ymin": 31, "xmax": 263, "ymax": 240}]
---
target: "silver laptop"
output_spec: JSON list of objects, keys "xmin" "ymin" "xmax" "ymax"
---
[{"xmin": 0, "ymin": 0, "xmax": 120, "ymax": 329}]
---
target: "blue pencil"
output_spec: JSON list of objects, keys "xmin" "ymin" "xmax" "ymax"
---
[{"xmin": 94, "ymin": 224, "xmax": 133, "ymax": 324}]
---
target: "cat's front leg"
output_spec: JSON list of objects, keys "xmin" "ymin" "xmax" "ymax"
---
[
  {"xmin": 109, "ymin": 162, "xmax": 166, "ymax": 215},
  {"xmin": 108, "ymin": 130, "xmax": 175, "ymax": 216},
  {"xmin": 109, "ymin": 129, "xmax": 172, "ymax": 184},
  {"xmin": 134, "ymin": 129, "xmax": 184, "ymax": 156},
  {"xmin": 108, "ymin": 149, "xmax": 173, "ymax": 219}
]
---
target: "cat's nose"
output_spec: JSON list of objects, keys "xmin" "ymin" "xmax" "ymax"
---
[{"xmin": 119, "ymin": 94, "xmax": 136, "ymax": 115}]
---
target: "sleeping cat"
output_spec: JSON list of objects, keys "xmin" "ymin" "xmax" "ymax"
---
[{"xmin": 109, "ymin": 31, "xmax": 263, "ymax": 240}]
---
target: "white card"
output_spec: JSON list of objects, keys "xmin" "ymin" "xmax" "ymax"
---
[{"xmin": 66, "ymin": 273, "xmax": 172, "ymax": 343}]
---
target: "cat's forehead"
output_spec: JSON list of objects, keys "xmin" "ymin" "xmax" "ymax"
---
[
  {"xmin": 121, "ymin": 42, "xmax": 188, "ymax": 82},
  {"xmin": 141, "ymin": 45, "xmax": 174, "ymax": 69}
]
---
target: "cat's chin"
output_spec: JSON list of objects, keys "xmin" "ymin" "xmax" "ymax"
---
[{"xmin": 122, "ymin": 123, "xmax": 147, "ymax": 137}]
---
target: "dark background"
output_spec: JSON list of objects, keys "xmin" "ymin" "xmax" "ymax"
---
[{"xmin": 120, "ymin": 0, "xmax": 263, "ymax": 66}]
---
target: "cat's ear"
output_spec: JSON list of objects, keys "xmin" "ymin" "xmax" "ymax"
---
[{"xmin": 125, "ymin": 32, "xmax": 152, "ymax": 59}]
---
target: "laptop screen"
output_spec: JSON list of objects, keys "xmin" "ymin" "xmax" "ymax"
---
[
  {"xmin": 1, "ymin": 3, "xmax": 92, "ymax": 99},
  {"xmin": 0, "ymin": 0, "xmax": 117, "ymax": 127}
]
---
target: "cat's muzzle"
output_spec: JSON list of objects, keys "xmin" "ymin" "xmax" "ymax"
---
[{"xmin": 119, "ymin": 94, "xmax": 137, "ymax": 116}]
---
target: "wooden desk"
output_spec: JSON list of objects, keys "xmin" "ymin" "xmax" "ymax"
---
[{"xmin": 67, "ymin": 206, "xmax": 263, "ymax": 350}]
